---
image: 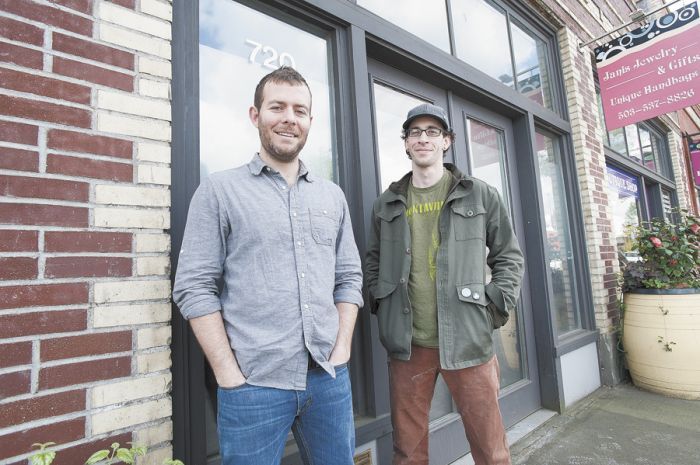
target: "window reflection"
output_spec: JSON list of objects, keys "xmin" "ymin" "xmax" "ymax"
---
[
  {"xmin": 535, "ymin": 132, "xmax": 581, "ymax": 336},
  {"xmin": 451, "ymin": 0, "xmax": 552, "ymax": 109},
  {"xmin": 452, "ymin": 0, "xmax": 512, "ymax": 87},
  {"xmin": 371, "ymin": 83, "xmax": 427, "ymax": 191},
  {"xmin": 199, "ymin": 0, "xmax": 335, "ymax": 180},
  {"xmin": 467, "ymin": 119, "xmax": 525, "ymax": 387},
  {"xmin": 606, "ymin": 165, "xmax": 640, "ymax": 265},
  {"xmin": 511, "ymin": 21, "xmax": 551, "ymax": 108},
  {"xmin": 357, "ymin": 0, "xmax": 451, "ymax": 53},
  {"xmin": 625, "ymin": 125, "xmax": 642, "ymax": 164}
]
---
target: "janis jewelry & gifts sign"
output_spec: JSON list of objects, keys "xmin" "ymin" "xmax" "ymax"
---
[{"xmin": 595, "ymin": 2, "xmax": 700, "ymax": 130}]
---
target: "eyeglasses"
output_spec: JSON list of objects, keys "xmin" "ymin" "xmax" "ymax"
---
[{"xmin": 406, "ymin": 127, "xmax": 445, "ymax": 138}]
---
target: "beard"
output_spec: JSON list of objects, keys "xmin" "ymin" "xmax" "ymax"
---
[{"xmin": 258, "ymin": 125, "xmax": 308, "ymax": 163}]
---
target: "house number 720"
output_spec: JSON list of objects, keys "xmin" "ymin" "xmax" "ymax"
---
[{"xmin": 245, "ymin": 39, "xmax": 296, "ymax": 69}]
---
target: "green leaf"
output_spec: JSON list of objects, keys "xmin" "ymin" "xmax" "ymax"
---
[
  {"xmin": 163, "ymin": 460, "xmax": 185, "ymax": 465},
  {"xmin": 85, "ymin": 450, "xmax": 110, "ymax": 465},
  {"xmin": 31, "ymin": 451, "xmax": 56, "ymax": 465},
  {"xmin": 116, "ymin": 448, "xmax": 135, "ymax": 464}
]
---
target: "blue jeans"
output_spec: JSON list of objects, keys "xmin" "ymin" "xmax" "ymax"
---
[{"xmin": 217, "ymin": 364, "xmax": 355, "ymax": 465}]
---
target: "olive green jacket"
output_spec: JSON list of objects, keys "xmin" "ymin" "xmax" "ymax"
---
[{"xmin": 365, "ymin": 164, "xmax": 524, "ymax": 368}]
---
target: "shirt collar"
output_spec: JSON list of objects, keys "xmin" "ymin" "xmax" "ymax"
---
[{"xmin": 247, "ymin": 153, "xmax": 315, "ymax": 183}]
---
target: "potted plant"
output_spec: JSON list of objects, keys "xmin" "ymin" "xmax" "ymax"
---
[{"xmin": 621, "ymin": 209, "xmax": 700, "ymax": 399}]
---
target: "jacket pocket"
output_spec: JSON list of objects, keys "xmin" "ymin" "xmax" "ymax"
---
[
  {"xmin": 374, "ymin": 280, "xmax": 411, "ymax": 355},
  {"xmin": 451, "ymin": 203, "xmax": 486, "ymax": 241}
]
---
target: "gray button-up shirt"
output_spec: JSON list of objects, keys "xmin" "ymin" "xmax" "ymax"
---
[{"xmin": 173, "ymin": 154, "xmax": 364, "ymax": 390}]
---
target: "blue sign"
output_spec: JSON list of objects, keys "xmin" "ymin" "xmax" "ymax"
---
[{"xmin": 607, "ymin": 165, "xmax": 639, "ymax": 198}]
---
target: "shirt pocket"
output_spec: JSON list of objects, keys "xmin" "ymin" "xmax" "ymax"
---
[
  {"xmin": 452, "ymin": 203, "xmax": 487, "ymax": 241},
  {"xmin": 309, "ymin": 208, "xmax": 338, "ymax": 246}
]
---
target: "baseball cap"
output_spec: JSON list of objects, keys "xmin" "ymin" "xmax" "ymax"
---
[{"xmin": 402, "ymin": 103, "xmax": 451, "ymax": 131}]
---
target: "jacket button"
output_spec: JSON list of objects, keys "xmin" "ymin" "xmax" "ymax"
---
[
  {"xmin": 403, "ymin": 307, "xmax": 410, "ymax": 314},
  {"xmin": 461, "ymin": 287, "xmax": 472, "ymax": 298},
  {"xmin": 467, "ymin": 210, "xmax": 474, "ymax": 217},
  {"xmin": 399, "ymin": 278, "xmax": 406, "ymax": 284},
  {"xmin": 473, "ymin": 292, "xmax": 480, "ymax": 300}
]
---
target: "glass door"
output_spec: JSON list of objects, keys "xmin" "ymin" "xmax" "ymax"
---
[
  {"xmin": 454, "ymin": 96, "xmax": 540, "ymax": 424},
  {"xmin": 368, "ymin": 61, "xmax": 540, "ymax": 464}
]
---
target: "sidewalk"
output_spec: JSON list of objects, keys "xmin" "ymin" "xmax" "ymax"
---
[{"xmin": 510, "ymin": 383, "xmax": 700, "ymax": 465}]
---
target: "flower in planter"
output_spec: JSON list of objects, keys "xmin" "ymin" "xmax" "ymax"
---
[{"xmin": 622, "ymin": 209, "xmax": 700, "ymax": 291}]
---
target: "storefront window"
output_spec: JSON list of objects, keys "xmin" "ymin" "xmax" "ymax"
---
[
  {"xmin": 511, "ymin": 21, "xmax": 550, "ymax": 108},
  {"xmin": 452, "ymin": 0, "xmax": 552, "ymax": 109},
  {"xmin": 606, "ymin": 165, "xmax": 640, "ymax": 264},
  {"xmin": 452, "ymin": 0, "xmax": 511, "ymax": 86},
  {"xmin": 357, "ymin": 0, "xmax": 451, "ymax": 53},
  {"xmin": 535, "ymin": 132, "xmax": 581, "ymax": 336},
  {"xmin": 199, "ymin": 0, "xmax": 335, "ymax": 179},
  {"xmin": 596, "ymin": 89, "xmax": 673, "ymax": 179}
]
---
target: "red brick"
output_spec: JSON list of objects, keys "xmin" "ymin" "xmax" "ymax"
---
[
  {"xmin": 0, "ymin": 342, "xmax": 32, "ymax": 368},
  {"xmin": 0, "ymin": 120, "xmax": 38, "ymax": 145},
  {"xmin": 48, "ymin": 0, "xmax": 93, "ymax": 14},
  {"xmin": 0, "ymin": 175, "xmax": 89, "ymax": 202},
  {"xmin": 0, "ymin": 17, "xmax": 43, "ymax": 46},
  {"xmin": 0, "ymin": 147, "xmax": 39, "ymax": 172},
  {"xmin": 52, "ymin": 432, "xmax": 132, "ymax": 465},
  {"xmin": 0, "ymin": 390, "xmax": 85, "ymax": 428},
  {"xmin": 39, "ymin": 356, "xmax": 131, "ymax": 389},
  {"xmin": 45, "ymin": 256, "xmax": 132, "ymax": 278},
  {"xmin": 0, "ymin": 418, "xmax": 85, "ymax": 459},
  {"xmin": 52, "ymin": 32, "xmax": 134, "ymax": 70},
  {"xmin": 0, "ymin": 0, "xmax": 92, "ymax": 36},
  {"xmin": 0, "ymin": 94, "xmax": 91, "ymax": 128},
  {"xmin": 47, "ymin": 154, "xmax": 132, "ymax": 182},
  {"xmin": 48, "ymin": 129, "xmax": 133, "ymax": 159},
  {"xmin": 0, "ymin": 230, "xmax": 38, "ymax": 252},
  {"xmin": 45, "ymin": 231, "xmax": 132, "ymax": 253},
  {"xmin": 0, "ymin": 203, "xmax": 88, "ymax": 227},
  {"xmin": 0, "ymin": 284, "xmax": 88, "ymax": 312},
  {"xmin": 0, "ymin": 257, "xmax": 37, "ymax": 280},
  {"xmin": 0, "ymin": 41, "xmax": 43, "ymax": 69},
  {"xmin": 54, "ymin": 57, "xmax": 133, "ymax": 92},
  {"xmin": 0, "ymin": 67, "xmax": 91, "ymax": 105},
  {"xmin": 0, "ymin": 370, "xmax": 31, "ymax": 398},
  {"xmin": 110, "ymin": 0, "xmax": 135, "ymax": 8},
  {"xmin": 0, "ymin": 309, "xmax": 86, "ymax": 337},
  {"xmin": 41, "ymin": 331, "xmax": 132, "ymax": 361}
]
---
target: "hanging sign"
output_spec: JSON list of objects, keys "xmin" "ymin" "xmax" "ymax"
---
[
  {"xmin": 595, "ymin": 2, "xmax": 700, "ymax": 130},
  {"xmin": 690, "ymin": 141, "xmax": 700, "ymax": 187}
]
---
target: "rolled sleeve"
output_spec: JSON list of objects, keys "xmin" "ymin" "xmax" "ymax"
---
[
  {"xmin": 333, "ymin": 194, "xmax": 364, "ymax": 308},
  {"xmin": 173, "ymin": 178, "xmax": 228, "ymax": 320}
]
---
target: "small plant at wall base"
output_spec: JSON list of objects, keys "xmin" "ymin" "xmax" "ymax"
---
[
  {"xmin": 622, "ymin": 209, "xmax": 700, "ymax": 291},
  {"xmin": 30, "ymin": 442, "xmax": 184, "ymax": 465},
  {"xmin": 620, "ymin": 208, "xmax": 700, "ymax": 400}
]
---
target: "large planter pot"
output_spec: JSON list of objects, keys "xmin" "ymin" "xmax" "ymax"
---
[{"xmin": 623, "ymin": 289, "xmax": 700, "ymax": 400}]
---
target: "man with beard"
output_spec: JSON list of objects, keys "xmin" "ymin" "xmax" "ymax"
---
[
  {"xmin": 174, "ymin": 67, "xmax": 363, "ymax": 465},
  {"xmin": 365, "ymin": 103, "xmax": 524, "ymax": 465}
]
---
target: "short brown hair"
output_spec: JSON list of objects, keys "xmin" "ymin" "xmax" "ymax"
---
[{"xmin": 253, "ymin": 66, "xmax": 312, "ymax": 110}]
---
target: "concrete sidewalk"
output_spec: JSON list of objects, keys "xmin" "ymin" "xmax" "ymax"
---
[{"xmin": 510, "ymin": 383, "xmax": 700, "ymax": 465}]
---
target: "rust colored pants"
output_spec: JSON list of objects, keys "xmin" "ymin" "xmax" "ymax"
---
[{"xmin": 389, "ymin": 346, "xmax": 511, "ymax": 465}]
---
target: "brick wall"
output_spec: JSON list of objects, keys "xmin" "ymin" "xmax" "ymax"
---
[{"xmin": 0, "ymin": 1, "xmax": 173, "ymax": 464}]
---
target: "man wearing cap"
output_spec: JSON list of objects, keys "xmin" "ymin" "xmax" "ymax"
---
[{"xmin": 365, "ymin": 103, "xmax": 524, "ymax": 465}]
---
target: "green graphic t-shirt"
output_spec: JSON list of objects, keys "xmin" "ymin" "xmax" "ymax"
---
[{"xmin": 407, "ymin": 170, "xmax": 451, "ymax": 347}]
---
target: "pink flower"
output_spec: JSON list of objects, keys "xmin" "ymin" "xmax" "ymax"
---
[
  {"xmin": 650, "ymin": 237, "xmax": 662, "ymax": 248},
  {"xmin": 691, "ymin": 223, "xmax": 699, "ymax": 234}
]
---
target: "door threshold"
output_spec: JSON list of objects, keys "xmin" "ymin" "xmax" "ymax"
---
[{"xmin": 449, "ymin": 408, "xmax": 557, "ymax": 464}]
